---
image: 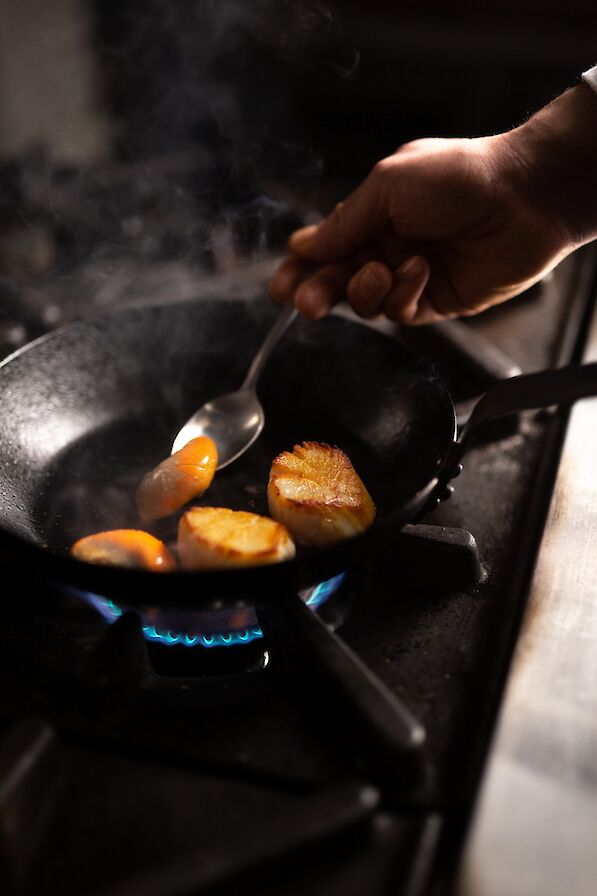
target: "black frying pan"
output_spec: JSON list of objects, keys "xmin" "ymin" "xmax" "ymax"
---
[{"xmin": 1, "ymin": 298, "xmax": 596, "ymax": 610}]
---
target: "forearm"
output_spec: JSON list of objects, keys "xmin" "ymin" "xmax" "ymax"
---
[{"xmin": 502, "ymin": 83, "xmax": 597, "ymax": 246}]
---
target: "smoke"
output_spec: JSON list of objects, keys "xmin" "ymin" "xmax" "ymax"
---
[
  {"xmin": 0, "ymin": 0, "xmax": 360, "ymax": 341},
  {"xmin": 94, "ymin": 0, "xmax": 357, "ymax": 197}
]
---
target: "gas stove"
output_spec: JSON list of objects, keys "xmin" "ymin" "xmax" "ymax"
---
[{"xmin": 1, "ymin": 228, "xmax": 596, "ymax": 895}]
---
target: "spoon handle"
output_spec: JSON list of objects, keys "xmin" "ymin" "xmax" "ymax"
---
[{"xmin": 242, "ymin": 303, "xmax": 298, "ymax": 391}]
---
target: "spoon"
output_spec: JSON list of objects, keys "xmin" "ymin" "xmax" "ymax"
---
[{"xmin": 171, "ymin": 302, "xmax": 298, "ymax": 467}]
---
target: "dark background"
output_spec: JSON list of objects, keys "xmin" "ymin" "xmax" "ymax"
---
[
  {"xmin": 91, "ymin": 1, "xmax": 597, "ymax": 201},
  {"xmin": 0, "ymin": 0, "xmax": 595, "ymax": 335},
  {"xmin": 1, "ymin": 1, "xmax": 596, "ymax": 198}
]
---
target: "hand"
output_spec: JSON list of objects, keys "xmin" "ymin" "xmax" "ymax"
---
[{"xmin": 268, "ymin": 123, "xmax": 582, "ymax": 324}]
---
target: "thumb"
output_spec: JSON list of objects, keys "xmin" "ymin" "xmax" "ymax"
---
[{"xmin": 289, "ymin": 164, "xmax": 390, "ymax": 263}]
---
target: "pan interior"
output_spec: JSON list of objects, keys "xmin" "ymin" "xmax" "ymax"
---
[{"xmin": 0, "ymin": 300, "xmax": 455, "ymax": 556}]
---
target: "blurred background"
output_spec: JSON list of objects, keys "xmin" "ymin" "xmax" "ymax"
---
[{"xmin": 0, "ymin": 0, "xmax": 595, "ymax": 353}]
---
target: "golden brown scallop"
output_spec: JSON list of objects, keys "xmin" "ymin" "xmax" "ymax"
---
[
  {"xmin": 136, "ymin": 436, "xmax": 218, "ymax": 522},
  {"xmin": 71, "ymin": 530, "xmax": 176, "ymax": 571},
  {"xmin": 178, "ymin": 507, "xmax": 295, "ymax": 570},
  {"xmin": 267, "ymin": 441, "xmax": 376, "ymax": 547}
]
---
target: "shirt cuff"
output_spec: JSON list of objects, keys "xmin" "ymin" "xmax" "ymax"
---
[{"xmin": 581, "ymin": 64, "xmax": 597, "ymax": 94}]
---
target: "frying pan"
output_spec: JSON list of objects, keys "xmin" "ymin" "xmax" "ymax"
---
[{"xmin": 1, "ymin": 297, "xmax": 596, "ymax": 612}]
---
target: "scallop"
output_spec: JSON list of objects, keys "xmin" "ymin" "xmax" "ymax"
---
[
  {"xmin": 267, "ymin": 441, "xmax": 376, "ymax": 547},
  {"xmin": 178, "ymin": 507, "xmax": 295, "ymax": 570},
  {"xmin": 71, "ymin": 529, "xmax": 176, "ymax": 571},
  {"xmin": 136, "ymin": 436, "xmax": 218, "ymax": 522}
]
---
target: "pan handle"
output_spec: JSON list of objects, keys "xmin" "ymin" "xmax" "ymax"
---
[{"xmin": 443, "ymin": 361, "xmax": 597, "ymax": 472}]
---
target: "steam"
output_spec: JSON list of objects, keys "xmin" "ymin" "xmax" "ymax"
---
[
  {"xmin": 95, "ymin": 0, "xmax": 354, "ymax": 183},
  {"xmin": 0, "ymin": 1, "xmax": 360, "ymax": 342}
]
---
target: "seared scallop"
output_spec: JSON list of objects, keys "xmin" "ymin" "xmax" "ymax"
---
[
  {"xmin": 136, "ymin": 436, "xmax": 218, "ymax": 522},
  {"xmin": 178, "ymin": 507, "xmax": 295, "ymax": 570},
  {"xmin": 267, "ymin": 441, "xmax": 376, "ymax": 547},
  {"xmin": 71, "ymin": 529, "xmax": 176, "ymax": 571}
]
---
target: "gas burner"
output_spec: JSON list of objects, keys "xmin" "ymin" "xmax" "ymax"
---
[{"xmin": 68, "ymin": 572, "xmax": 347, "ymax": 650}]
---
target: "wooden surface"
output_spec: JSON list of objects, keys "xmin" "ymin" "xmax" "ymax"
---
[{"xmin": 458, "ymin": 304, "xmax": 597, "ymax": 894}]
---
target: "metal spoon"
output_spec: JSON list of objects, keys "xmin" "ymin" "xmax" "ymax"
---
[{"xmin": 171, "ymin": 303, "xmax": 298, "ymax": 467}]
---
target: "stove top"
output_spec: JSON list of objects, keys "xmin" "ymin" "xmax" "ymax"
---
[{"xmin": 0, "ymin": 240, "xmax": 595, "ymax": 895}]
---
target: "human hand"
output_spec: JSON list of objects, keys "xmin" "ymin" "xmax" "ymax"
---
[{"xmin": 268, "ymin": 128, "xmax": 579, "ymax": 325}]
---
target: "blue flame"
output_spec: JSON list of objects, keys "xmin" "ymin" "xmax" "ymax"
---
[
  {"xmin": 81, "ymin": 572, "xmax": 346, "ymax": 648},
  {"xmin": 305, "ymin": 573, "xmax": 345, "ymax": 609}
]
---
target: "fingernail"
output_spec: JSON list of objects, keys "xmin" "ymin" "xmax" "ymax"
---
[
  {"xmin": 289, "ymin": 225, "xmax": 317, "ymax": 251},
  {"xmin": 360, "ymin": 263, "xmax": 383, "ymax": 293},
  {"xmin": 398, "ymin": 256, "xmax": 427, "ymax": 281}
]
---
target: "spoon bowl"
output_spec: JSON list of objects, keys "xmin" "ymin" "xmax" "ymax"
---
[
  {"xmin": 171, "ymin": 389, "xmax": 265, "ymax": 468},
  {"xmin": 171, "ymin": 303, "xmax": 297, "ymax": 467}
]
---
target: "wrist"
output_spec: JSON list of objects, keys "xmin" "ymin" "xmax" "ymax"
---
[{"xmin": 498, "ymin": 84, "xmax": 597, "ymax": 246}]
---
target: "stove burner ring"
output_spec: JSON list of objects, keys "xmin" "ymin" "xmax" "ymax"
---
[{"xmin": 80, "ymin": 573, "xmax": 346, "ymax": 648}]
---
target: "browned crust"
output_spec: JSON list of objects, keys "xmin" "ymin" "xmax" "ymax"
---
[
  {"xmin": 270, "ymin": 441, "xmax": 351, "ymax": 469},
  {"xmin": 268, "ymin": 442, "xmax": 375, "ymax": 514},
  {"xmin": 179, "ymin": 508, "xmax": 293, "ymax": 561}
]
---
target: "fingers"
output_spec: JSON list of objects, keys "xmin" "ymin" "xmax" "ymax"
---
[
  {"xmin": 269, "ymin": 249, "xmax": 446, "ymax": 324},
  {"xmin": 348, "ymin": 255, "xmax": 454, "ymax": 326},
  {"xmin": 346, "ymin": 261, "xmax": 393, "ymax": 318},
  {"xmin": 268, "ymin": 252, "xmax": 428, "ymax": 323},
  {"xmin": 288, "ymin": 165, "xmax": 389, "ymax": 263},
  {"xmin": 269, "ymin": 253, "xmax": 394, "ymax": 321},
  {"xmin": 382, "ymin": 253, "xmax": 486, "ymax": 325},
  {"xmin": 293, "ymin": 260, "xmax": 356, "ymax": 319},
  {"xmin": 269, "ymin": 251, "xmax": 461, "ymax": 325},
  {"xmin": 382, "ymin": 257, "xmax": 432, "ymax": 324}
]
